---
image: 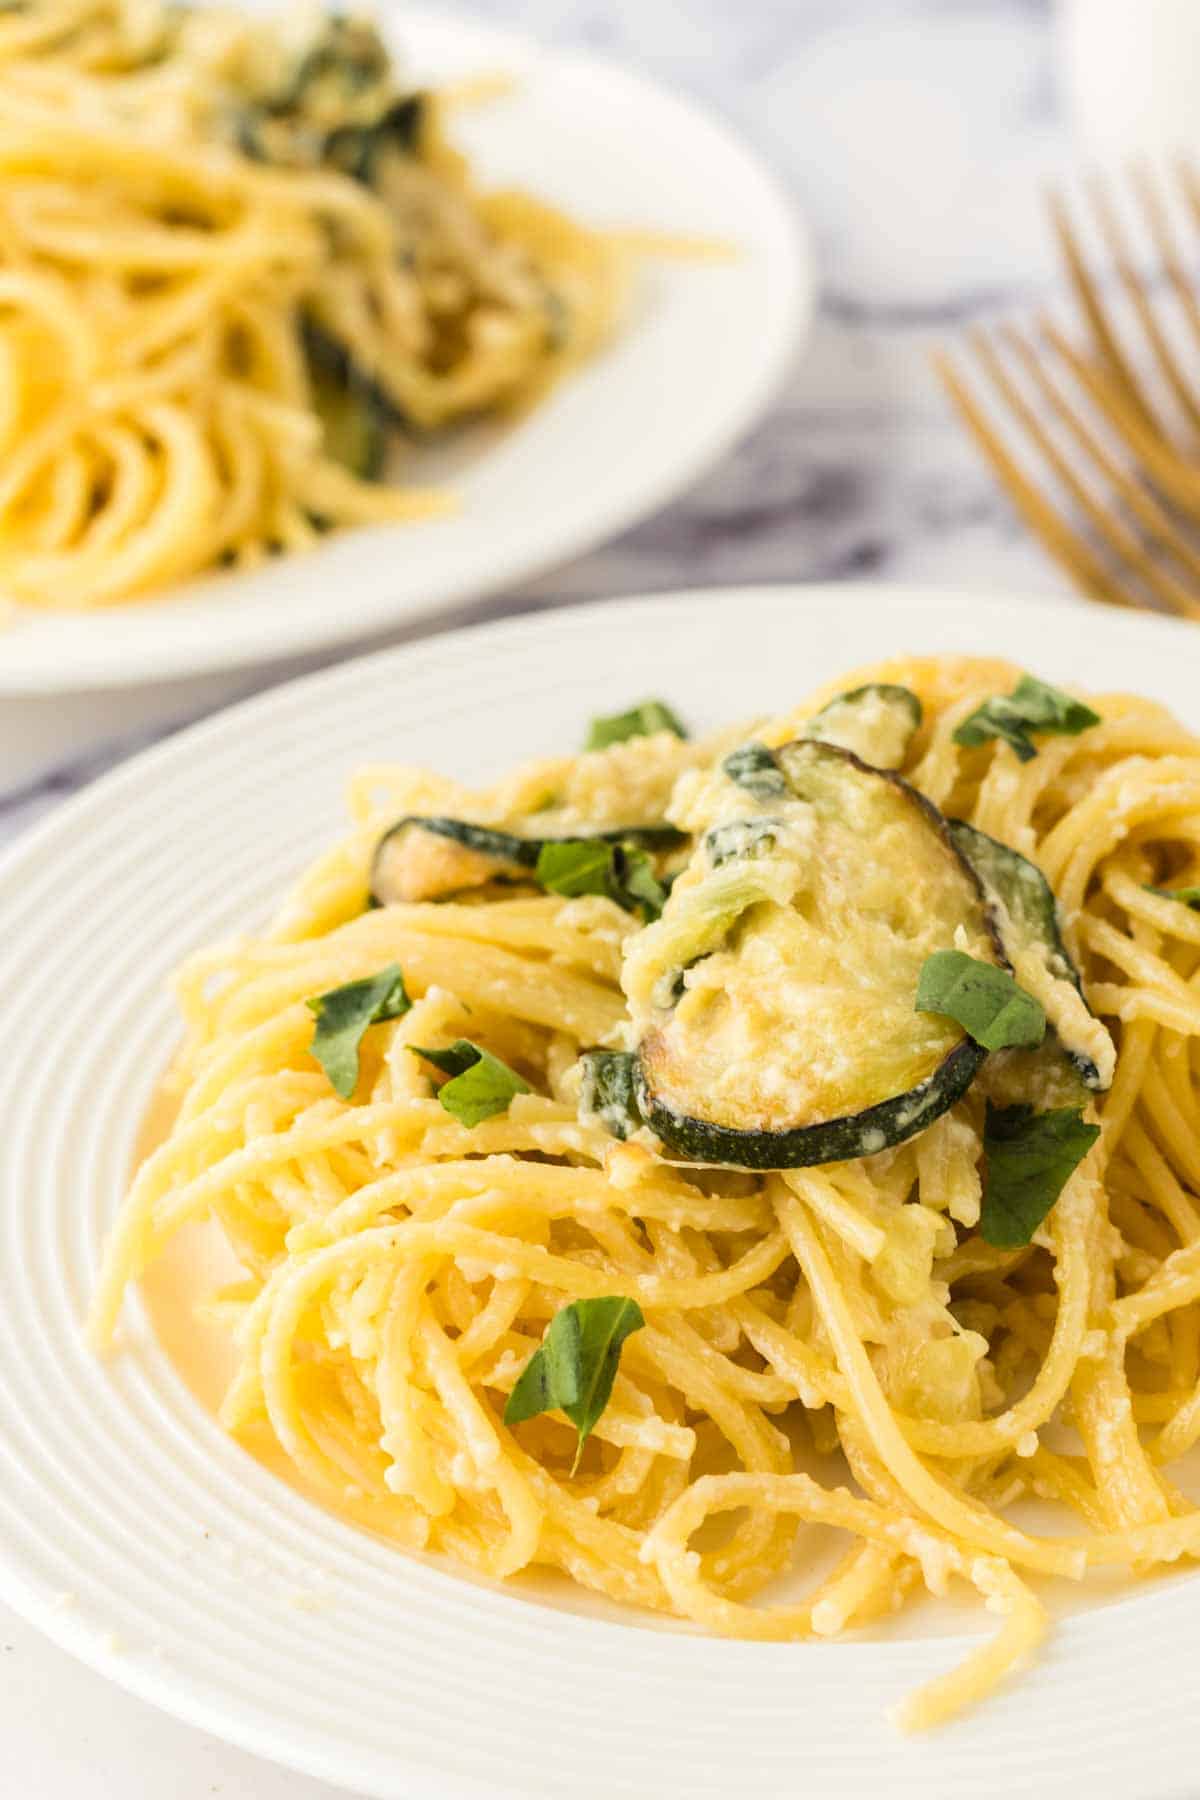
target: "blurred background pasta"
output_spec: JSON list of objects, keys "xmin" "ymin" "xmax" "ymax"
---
[{"xmin": 0, "ymin": 0, "xmax": 628, "ymax": 609}]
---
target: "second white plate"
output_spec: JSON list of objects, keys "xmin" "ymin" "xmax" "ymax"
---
[{"xmin": 0, "ymin": 6, "xmax": 809, "ymax": 693}]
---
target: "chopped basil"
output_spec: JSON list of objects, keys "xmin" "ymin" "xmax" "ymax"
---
[
  {"xmin": 916, "ymin": 950, "xmax": 1045, "ymax": 1051},
  {"xmin": 980, "ymin": 1101, "xmax": 1100, "ymax": 1247},
  {"xmin": 953, "ymin": 674, "xmax": 1100, "ymax": 763},
  {"xmin": 536, "ymin": 837, "xmax": 611, "ymax": 897},
  {"xmin": 409, "ymin": 1038, "xmax": 530, "ymax": 1125},
  {"xmin": 585, "ymin": 699, "xmax": 687, "ymax": 751},
  {"xmin": 536, "ymin": 838, "xmax": 667, "ymax": 921},
  {"xmin": 503, "ymin": 1296, "xmax": 645, "ymax": 1473},
  {"xmin": 306, "ymin": 963, "xmax": 410, "ymax": 1098},
  {"xmin": 722, "ymin": 741, "xmax": 787, "ymax": 799},
  {"xmin": 1145, "ymin": 884, "xmax": 1200, "ymax": 910}
]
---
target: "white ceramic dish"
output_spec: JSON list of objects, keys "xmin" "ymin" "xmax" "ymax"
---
[
  {"xmin": 3, "ymin": 585, "xmax": 1198, "ymax": 1800},
  {"xmin": 0, "ymin": 7, "xmax": 808, "ymax": 695}
]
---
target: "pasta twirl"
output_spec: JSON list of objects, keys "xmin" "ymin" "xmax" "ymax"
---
[{"xmin": 91, "ymin": 656, "xmax": 1200, "ymax": 1729}]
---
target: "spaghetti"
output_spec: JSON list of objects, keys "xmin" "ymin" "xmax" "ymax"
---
[
  {"xmin": 0, "ymin": 1, "xmax": 627, "ymax": 609},
  {"xmin": 90, "ymin": 655, "xmax": 1200, "ymax": 1728}
]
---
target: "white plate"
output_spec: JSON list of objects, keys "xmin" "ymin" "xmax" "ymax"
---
[
  {"xmin": 0, "ymin": 8, "xmax": 808, "ymax": 695},
  {"xmin": 3, "ymin": 584, "xmax": 1198, "ymax": 1800}
]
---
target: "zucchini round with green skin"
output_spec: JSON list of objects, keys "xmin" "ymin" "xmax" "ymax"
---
[
  {"xmin": 310, "ymin": 363, "xmax": 389, "ymax": 481},
  {"xmin": 802, "ymin": 683, "xmax": 923, "ymax": 770},
  {"xmin": 948, "ymin": 819, "xmax": 1114, "ymax": 1092},
  {"xmin": 578, "ymin": 1050, "xmax": 643, "ymax": 1141},
  {"xmin": 370, "ymin": 816, "xmax": 685, "ymax": 905},
  {"xmin": 636, "ymin": 1038, "xmax": 986, "ymax": 1170},
  {"xmin": 622, "ymin": 740, "xmax": 1003, "ymax": 1170},
  {"xmin": 302, "ymin": 321, "xmax": 399, "ymax": 484},
  {"xmin": 982, "ymin": 1039, "xmax": 1091, "ymax": 1113},
  {"xmin": 721, "ymin": 742, "xmax": 788, "ymax": 801}
]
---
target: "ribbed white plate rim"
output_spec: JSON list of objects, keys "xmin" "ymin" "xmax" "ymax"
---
[{"xmin": 2, "ymin": 584, "xmax": 1200, "ymax": 1800}]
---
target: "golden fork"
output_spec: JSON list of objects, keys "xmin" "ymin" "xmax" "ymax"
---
[{"xmin": 934, "ymin": 168, "xmax": 1200, "ymax": 619}]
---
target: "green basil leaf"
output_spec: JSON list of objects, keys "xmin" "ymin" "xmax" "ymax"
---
[
  {"xmin": 409, "ymin": 1038, "xmax": 530, "ymax": 1125},
  {"xmin": 536, "ymin": 839, "xmax": 666, "ymax": 921},
  {"xmin": 721, "ymin": 741, "xmax": 787, "ymax": 799},
  {"xmin": 607, "ymin": 844, "xmax": 667, "ymax": 921},
  {"xmin": 503, "ymin": 1296, "xmax": 645, "ymax": 1473},
  {"xmin": 980, "ymin": 1101, "xmax": 1100, "ymax": 1247},
  {"xmin": 585, "ymin": 700, "xmax": 687, "ymax": 750},
  {"xmin": 953, "ymin": 674, "xmax": 1100, "ymax": 762},
  {"xmin": 535, "ymin": 839, "xmax": 613, "ymax": 900},
  {"xmin": 916, "ymin": 949, "xmax": 1045, "ymax": 1051},
  {"xmin": 1144, "ymin": 884, "xmax": 1200, "ymax": 911},
  {"xmin": 306, "ymin": 963, "xmax": 410, "ymax": 1098}
]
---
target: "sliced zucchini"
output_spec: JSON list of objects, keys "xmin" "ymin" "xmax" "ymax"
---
[
  {"xmin": 622, "ymin": 741, "xmax": 1000, "ymax": 1169},
  {"xmin": 302, "ymin": 321, "xmax": 394, "ymax": 481},
  {"xmin": 948, "ymin": 820, "xmax": 1114, "ymax": 1092},
  {"xmin": 311, "ymin": 366, "xmax": 388, "ymax": 480},
  {"xmin": 274, "ymin": 15, "xmax": 391, "ymax": 116},
  {"xmin": 803, "ymin": 683, "xmax": 922, "ymax": 770},
  {"xmin": 371, "ymin": 817, "xmax": 684, "ymax": 906},
  {"xmin": 324, "ymin": 94, "xmax": 426, "ymax": 185},
  {"xmin": 981, "ymin": 1040, "xmax": 1091, "ymax": 1112},
  {"xmin": 721, "ymin": 743, "xmax": 788, "ymax": 801},
  {"xmin": 579, "ymin": 1050, "xmax": 643, "ymax": 1141},
  {"xmin": 703, "ymin": 818, "xmax": 781, "ymax": 867}
]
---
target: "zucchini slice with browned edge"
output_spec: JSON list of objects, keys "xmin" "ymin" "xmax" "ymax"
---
[
  {"xmin": 620, "ymin": 740, "xmax": 1001, "ymax": 1169},
  {"xmin": 803, "ymin": 683, "xmax": 922, "ymax": 770},
  {"xmin": 948, "ymin": 820, "xmax": 1114, "ymax": 1092},
  {"xmin": 371, "ymin": 817, "xmax": 685, "ymax": 905}
]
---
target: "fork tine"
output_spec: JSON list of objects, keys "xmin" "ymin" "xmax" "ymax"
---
[
  {"xmin": 1040, "ymin": 317, "xmax": 1200, "ymax": 514},
  {"xmin": 1132, "ymin": 163, "xmax": 1200, "ymax": 363},
  {"xmin": 932, "ymin": 345, "xmax": 1140, "ymax": 611},
  {"xmin": 1002, "ymin": 321, "xmax": 1200, "ymax": 602},
  {"xmin": 963, "ymin": 327, "xmax": 1200, "ymax": 617},
  {"xmin": 1047, "ymin": 189, "xmax": 1162, "ymax": 433},
  {"xmin": 1088, "ymin": 172, "xmax": 1200, "ymax": 438}
]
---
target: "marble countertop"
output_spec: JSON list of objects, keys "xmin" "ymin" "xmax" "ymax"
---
[{"xmin": 3, "ymin": 1, "xmax": 1087, "ymax": 1795}]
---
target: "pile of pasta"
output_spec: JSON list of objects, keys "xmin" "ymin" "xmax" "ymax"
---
[
  {"xmin": 91, "ymin": 655, "xmax": 1200, "ymax": 1728},
  {"xmin": 0, "ymin": 0, "xmax": 626, "ymax": 608}
]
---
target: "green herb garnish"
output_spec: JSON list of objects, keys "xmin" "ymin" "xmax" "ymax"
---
[
  {"xmin": 409, "ymin": 1039, "xmax": 530, "ymax": 1126},
  {"xmin": 536, "ymin": 838, "xmax": 667, "ymax": 921},
  {"xmin": 503, "ymin": 1296, "xmax": 645, "ymax": 1473},
  {"xmin": 1144, "ymin": 884, "xmax": 1200, "ymax": 910},
  {"xmin": 916, "ymin": 950, "xmax": 1045, "ymax": 1051},
  {"xmin": 585, "ymin": 700, "xmax": 687, "ymax": 751},
  {"xmin": 307, "ymin": 963, "xmax": 410, "ymax": 1098},
  {"xmin": 980, "ymin": 1101, "xmax": 1100, "ymax": 1247},
  {"xmin": 953, "ymin": 674, "xmax": 1100, "ymax": 763}
]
